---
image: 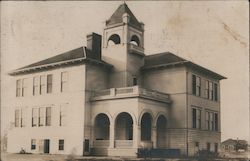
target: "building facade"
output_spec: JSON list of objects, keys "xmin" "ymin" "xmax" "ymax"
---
[{"xmin": 7, "ymin": 3, "xmax": 225, "ymax": 157}]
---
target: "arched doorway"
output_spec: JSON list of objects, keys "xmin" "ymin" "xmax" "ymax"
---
[
  {"xmin": 156, "ymin": 115, "xmax": 167, "ymax": 148},
  {"xmin": 115, "ymin": 112, "xmax": 133, "ymax": 140},
  {"xmin": 94, "ymin": 113, "xmax": 110, "ymax": 140},
  {"xmin": 141, "ymin": 113, "xmax": 152, "ymax": 141}
]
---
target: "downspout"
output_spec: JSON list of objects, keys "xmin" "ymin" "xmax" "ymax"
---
[{"xmin": 186, "ymin": 70, "xmax": 189, "ymax": 157}]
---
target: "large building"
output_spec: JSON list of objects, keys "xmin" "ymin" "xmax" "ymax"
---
[{"xmin": 7, "ymin": 3, "xmax": 225, "ymax": 157}]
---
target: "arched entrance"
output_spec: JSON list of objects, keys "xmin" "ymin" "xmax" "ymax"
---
[
  {"xmin": 115, "ymin": 112, "xmax": 133, "ymax": 148},
  {"xmin": 141, "ymin": 113, "xmax": 152, "ymax": 141},
  {"xmin": 94, "ymin": 113, "xmax": 110, "ymax": 140},
  {"xmin": 156, "ymin": 115, "xmax": 167, "ymax": 148}
]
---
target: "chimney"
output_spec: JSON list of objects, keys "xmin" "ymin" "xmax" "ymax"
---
[{"xmin": 86, "ymin": 32, "xmax": 102, "ymax": 60}]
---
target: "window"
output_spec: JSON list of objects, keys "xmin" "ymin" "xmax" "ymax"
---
[
  {"xmin": 59, "ymin": 140, "xmax": 64, "ymax": 150},
  {"xmin": 195, "ymin": 142, "xmax": 199, "ymax": 148},
  {"xmin": 61, "ymin": 72, "xmax": 68, "ymax": 92},
  {"xmin": 214, "ymin": 83, "xmax": 218, "ymax": 101},
  {"xmin": 40, "ymin": 75, "xmax": 46, "ymax": 95},
  {"xmin": 20, "ymin": 109, "xmax": 26, "ymax": 127},
  {"xmin": 31, "ymin": 139, "xmax": 36, "ymax": 150},
  {"xmin": 46, "ymin": 107, "xmax": 51, "ymax": 126},
  {"xmin": 33, "ymin": 76, "xmax": 40, "ymax": 95},
  {"xmin": 214, "ymin": 113, "xmax": 218, "ymax": 131},
  {"xmin": 133, "ymin": 77, "xmax": 137, "ymax": 86},
  {"xmin": 32, "ymin": 108, "xmax": 39, "ymax": 127},
  {"xmin": 192, "ymin": 108, "xmax": 201, "ymax": 129},
  {"xmin": 15, "ymin": 109, "xmax": 20, "ymax": 127},
  {"xmin": 16, "ymin": 80, "xmax": 21, "ymax": 97},
  {"xmin": 108, "ymin": 34, "xmax": 121, "ymax": 45},
  {"xmin": 206, "ymin": 111, "xmax": 219, "ymax": 131},
  {"xmin": 47, "ymin": 74, "xmax": 53, "ymax": 93},
  {"xmin": 39, "ymin": 107, "xmax": 46, "ymax": 126},
  {"xmin": 207, "ymin": 142, "xmax": 211, "ymax": 151},
  {"xmin": 192, "ymin": 75, "xmax": 201, "ymax": 96},
  {"xmin": 209, "ymin": 82, "xmax": 213, "ymax": 100},
  {"xmin": 130, "ymin": 35, "xmax": 140, "ymax": 46},
  {"xmin": 205, "ymin": 81, "xmax": 209, "ymax": 99},
  {"xmin": 215, "ymin": 143, "xmax": 218, "ymax": 153},
  {"xmin": 59, "ymin": 105, "xmax": 67, "ymax": 126},
  {"xmin": 22, "ymin": 79, "xmax": 27, "ymax": 97}
]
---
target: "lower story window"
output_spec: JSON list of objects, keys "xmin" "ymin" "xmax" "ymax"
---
[
  {"xmin": 31, "ymin": 139, "xmax": 36, "ymax": 150},
  {"xmin": 207, "ymin": 142, "xmax": 211, "ymax": 151},
  {"xmin": 59, "ymin": 139, "xmax": 64, "ymax": 150}
]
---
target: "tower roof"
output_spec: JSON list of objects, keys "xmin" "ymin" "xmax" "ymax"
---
[{"xmin": 106, "ymin": 3, "xmax": 142, "ymax": 29}]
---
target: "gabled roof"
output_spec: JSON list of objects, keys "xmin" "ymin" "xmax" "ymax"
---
[
  {"xmin": 106, "ymin": 3, "xmax": 142, "ymax": 29},
  {"xmin": 9, "ymin": 47, "xmax": 112, "ymax": 75},
  {"xmin": 142, "ymin": 52, "xmax": 226, "ymax": 80}
]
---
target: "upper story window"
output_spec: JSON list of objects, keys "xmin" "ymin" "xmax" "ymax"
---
[
  {"xmin": 209, "ymin": 82, "xmax": 214, "ymax": 100},
  {"xmin": 206, "ymin": 111, "xmax": 219, "ymax": 131},
  {"xmin": 192, "ymin": 75, "xmax": 201, "ymax": 96},
  {"xmin": 108, "ymin": 34, "xmax": 121, "ymax": 46},
  {"xmin": 192, "ymin": 108, "xmax": 201, "ymax": 129},
  {"xmin": 61, "ymin": 72, "xmax": 68, "ymax": 92},
  {"xmin": 16, "ymin": 80, "xmax": 22, "ymax": 97},
  {"xmin": 22, "ymin": 79, "xmax": 28, "ymax": 97},
  {"xmin": 33, "ymin": 76, "xmax": 40, "ymax": 95},
  {"xmin": 15, "ymin": 109, "xmax": 20, "ymax": 127},
  {"xmin": 39, "ymin": 107, "xmax": 46, "ymax": 126},
  {"xmin": 59, "ymin": 104, "xmax": 67, "ymax": 126},
  {"xmin": 32, "ymin": 108, "xmax": 39, "ymax": 127},
  {"xmin": 45, "ymin": 107, "xmax": 51, "ymax": 126},
  {"xmin": 133, "ymin": 77, "xmax": 137, "ymax": 86},
  {"xmin": 214, "ymin": 83, "xmax": 218, "ymax": 101},
  {"xmin": 40, "ymin": 75, "xmax": 46, "ymax": 95},
  {"xmin": 47, "ymin": 74, "xmax": 53, "ymax": 93}
]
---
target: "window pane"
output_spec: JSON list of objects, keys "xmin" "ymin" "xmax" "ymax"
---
[
  {"xmin": 22, "ymin": 79, "xmax": 27, "ymax": 97},
  {"xmin": 192, "ymin": 109, "xmax": 196, "ymax": 128},
  {"xmin": 32, "ymin": 108, "xmax": 38, "ymax": 127},
  {"xmin": 214, "ymin": 83, "xmax": 218, "ymax": 101},
  {"xmin": 39, "ymin": 108, "xmax": 46, "ymax": 126},
  {"xmin": 192, "ymin": 75, "xmax": 196, "ymax": 95},
  {"xmin": 15, "ymin": 109, "xmax": 20, "ymax": 127},
  {"xmin": 47, "ymin": 74, "xmax": 53, "ymax": 93},
  {"xmin": 33, "ymin": 77, "xmax": 40, "ymax": 95},
  {"xmin": 46, "ymin": 107, "xmax": 51, "ymax": 126},
  {"xmin": 16, "ymin": 80, "xmax": 21, "ymax": 97},
  {"xmin": 40, "ymin": 75, "xmax": 46, "ymax": 94}
]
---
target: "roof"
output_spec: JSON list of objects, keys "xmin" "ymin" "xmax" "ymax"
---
[
  {"xmin": 222, "ymin": 139, "xmax": 248, "ymax": 145},
  {"xmin": 9, "ymin": 47, "xmax": 112, "ymax": 75},
  {"xmin": 142, "ymin": 52, "xmax": 226, "ymax": 80},
  {"xmin": 106, "ymin": 3, "xmax": 142, "ymax": 29}
]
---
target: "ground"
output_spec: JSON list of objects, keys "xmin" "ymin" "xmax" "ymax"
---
[{"xmin": 1, "ymin": 152, "xmax": 249, "ymax": 161}]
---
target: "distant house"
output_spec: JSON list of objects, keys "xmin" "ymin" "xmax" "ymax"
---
[{"xmin": 221, "ymin": 139, "xmax": 248, "ymax": 152}]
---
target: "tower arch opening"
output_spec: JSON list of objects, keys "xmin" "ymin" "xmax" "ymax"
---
[
  {"xmin": 141, "ymin": 112, "xmax": 152, "ymax": 141},
  {"xmin": 108, "ymin": 34, "xmax": 121, "ymax": 46},
  {"xmin": 94, "ymin": 113, "xmax": 110, "ymax": 140},
  {"xmin": 130, "ymin": 35, "xmax": 140, "ymax": 46},
  {"xmin": 156, "ymin": 115, "xmax": 167, "ymax": 148},
  {"xmin": 115, "ymin": 112, "xmax": 133, "ymax": 140}
]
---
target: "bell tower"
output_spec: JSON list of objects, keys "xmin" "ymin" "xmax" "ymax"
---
[{"xmin": 102, "ymin": 3, "xmax": 145, "ymax": 88}]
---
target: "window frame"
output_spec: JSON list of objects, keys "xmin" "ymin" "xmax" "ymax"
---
[
  {"xmin": 33, "ymin": 76, "xmax": 40, "ymax": 95},
  {"xmin": 61, "ymin": 72, "xmax": 68, "ymax": 92},
  {"xmin": 47, "ymin": 74, "xmax": 53, "ymax": 93},
  {"xmin": 58, "ymin": 139, "xmax": 64, "ymax": 150},
  {"xmin": 192, "ymin": 108, "xmax": 201, "ymax": 129},
  {"xmin": 16, "ymin": 79, "xmax": 22, "ymax": 97},
  {"xmin": 31, "ymin": 139, "xmax": 36, "ymax": 150},
  {"xmin": 45, "ymin": 107, "xmax": 52, "ymax": 126}
]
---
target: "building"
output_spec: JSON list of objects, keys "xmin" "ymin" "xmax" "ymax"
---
[
  {"xmin": 7, "ymin": 3, "xmax": 226, "ymax": 157},
  {"xmin": 221, "ymin": 139, "xmax": 248, "ymax": 152}
]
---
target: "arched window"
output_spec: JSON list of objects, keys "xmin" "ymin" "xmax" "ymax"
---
[
  {"xmin": 115, "ymin": 112, "xmax": 133, "ymax": 140},
  {"xmin": 130, "ymin": 35, "xmax": 140, "ymax": 46},
  {"xmin": 108, "ymin": 34, "xmax": 121, "ymax": 46}
]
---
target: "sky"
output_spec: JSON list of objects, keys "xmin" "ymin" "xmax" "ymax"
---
[{"xmin": 1, "ymin": 1, "xmax": 249, "ymax": 142}]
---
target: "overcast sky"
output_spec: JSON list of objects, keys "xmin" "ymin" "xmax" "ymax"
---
[{"xmin": 1, "ymin": 1, "xmax": 249, "ymax": 142}]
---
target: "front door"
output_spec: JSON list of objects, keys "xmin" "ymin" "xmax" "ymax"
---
[{"xmin": 44, "ymin": 139, "xmax": 50, "ymax": 154}]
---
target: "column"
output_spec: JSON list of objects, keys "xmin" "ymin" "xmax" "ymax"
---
[
  {"xmin": 152, "ymin": 126, "xmax": 157, "ymax": 148},
  {"xmin": 133, "ymin": 124, "xmax": 141, "ymax": 148},
  {"xmin": 109, "ymin": 123, "xmax": 115, "ymax": 148}
]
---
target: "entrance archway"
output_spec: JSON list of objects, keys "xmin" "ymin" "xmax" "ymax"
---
[
  {"xmin": 156, "ymin": 115, "xmax": 167, "ymax": 148},
  {"xmin": 115, "ymin": 112, "xmax": 133, "ymax": 140},
  {"xmin": 94, "ymin": 113, "xmax": 110, "ymax": 140},
  {"xmin": 141, "ymin": 113, "xmax": 152, "ymax": 141}
]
